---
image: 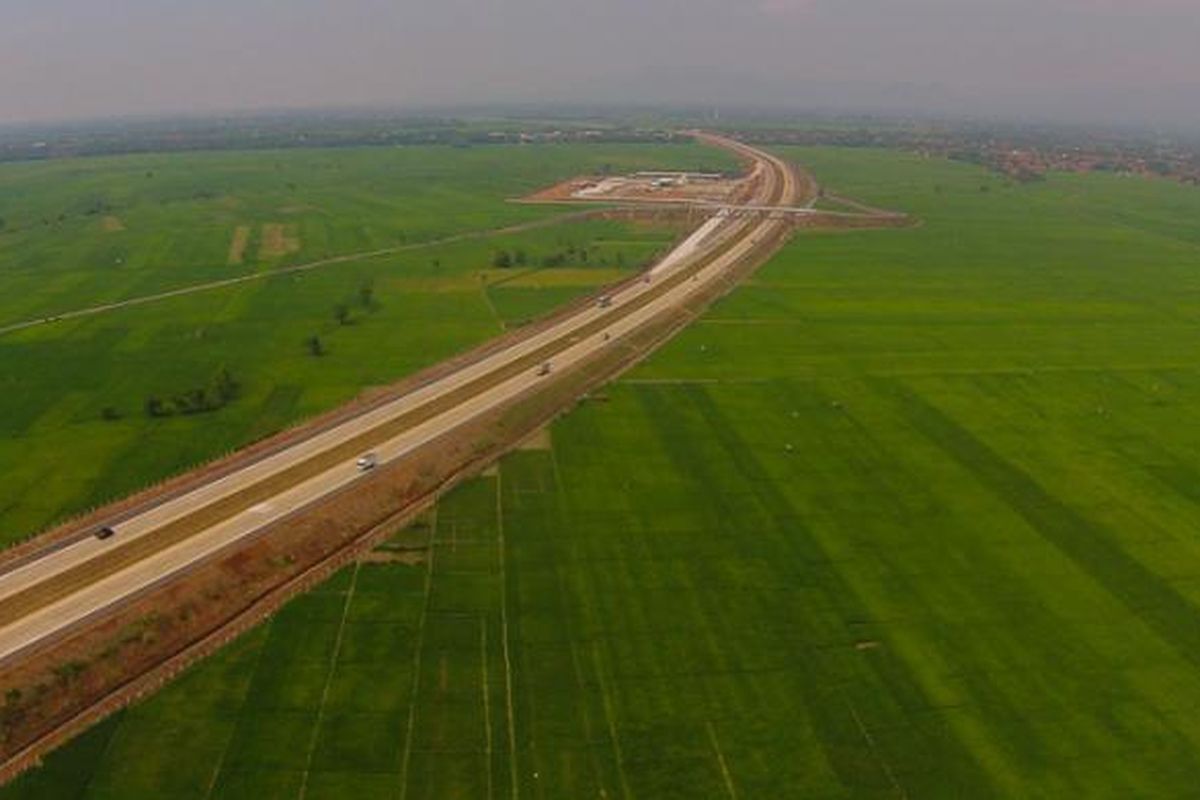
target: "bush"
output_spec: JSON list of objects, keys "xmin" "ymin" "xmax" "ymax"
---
[{"xmin": 143, "ymin": 368, "xmax": 240, "ymax": 418}]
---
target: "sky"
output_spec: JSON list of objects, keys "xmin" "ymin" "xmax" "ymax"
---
[{"xmin": 1, "ymin": 0, "xmax": 1198, "ymax": 130}]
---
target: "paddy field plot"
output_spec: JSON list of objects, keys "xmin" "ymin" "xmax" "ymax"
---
[{"xmin": 10, "ymin": 146, "xmax": 1200, "ymax": 797}]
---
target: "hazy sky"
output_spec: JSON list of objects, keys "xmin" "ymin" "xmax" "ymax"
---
[{"xmin": 2, "ymin": 0, "xmax": 1198, "ymax": 129}]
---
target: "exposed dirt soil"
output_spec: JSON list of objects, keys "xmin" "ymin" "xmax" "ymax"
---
[
  {"xmin": 226, "ymin": 225, "xmax": 251, "ymax": 265},
  {"xmin": 358, "ymin": 549, "xmax": 426, "ymax": 566},
  {"xmin": 523, "ymin": 174, "xmax": 746, "ymax": 206},
  {"xmin": 259, "ymin": 223, "xmax": 300, "ymax": 259},
  {"xmin": 517, "ymin": 427, "xmax": 552, "ymax": 451}
]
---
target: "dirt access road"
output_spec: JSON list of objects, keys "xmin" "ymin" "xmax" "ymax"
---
[
  {"xmin": 0, "ymin": 210, "xmax": 605, "ymax": 338},
  {"xmin": 0, "ymin": 132, "xmax": 804, "ymax": 667}
]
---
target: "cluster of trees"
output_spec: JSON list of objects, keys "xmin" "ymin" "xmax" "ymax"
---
[
  {"xmin": 491, "ymin": 250, "xmax": 527, "ymax": 269},
  {"xmin": 333, "ymin": 281, "xmax": 376, "ymax": 324},
  {"xmin": 308, "ymin": 280, "xmax": 377, "ymax": 356},
  {"xmin": 81, "ymin": 197, "xmax": 114, "ymax": 217},
  {"xmin": 539, "ymin": 242, "xmax": 596, "ymax": 268},
  {"xmin": 144, "ymin": 368, "xmax": 239, "ymax": 418},
  {"xmin": 494, "ymin": 244, "xmax": 614, "ymax": 270}
]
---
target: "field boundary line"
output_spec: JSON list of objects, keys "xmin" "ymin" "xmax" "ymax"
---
[
  {"xmin": 706, "ymin": 721, "xmax": 739, "ymax": 800},
  {"xmin": 398, "ymin": 510, "xmax": 439, "ymax": 800},
  {"xmin": 200, "ymin": 624, "xmax": 277, "ymax": 800},
  {"xmin": 75, "ymin": 708, "xmax": 123, "ymax": 799},
  {"xmin": 481, "ymin": 616, "xmax": 494, "ymax": 800},
  {"xmin": 296, "ymin": 562, "xmax": 361, "ymax": 800},
  {"xmin": 497, "ymin": 472, "xmax": 520, "ymax": 800},
  {"xmin": 480, "ymin": 281, "xmax": 509, "ymax": 334}
]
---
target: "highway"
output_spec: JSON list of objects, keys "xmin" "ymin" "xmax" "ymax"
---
[{"xmin": 0, "ymin": 133, "xmax": 803, "ymax": 665}]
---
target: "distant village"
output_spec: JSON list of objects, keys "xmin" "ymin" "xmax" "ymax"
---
[
  {"xmin": 739, "ymin": 126, "xmax": 1200, "ymax": 187},
  {"xmin": 0, "ymin": 118, "xmax": 683, "ymax": 163},
  {"xmin": 3, "ymin": 112, "xmax": 1198, "ymax": 188}
]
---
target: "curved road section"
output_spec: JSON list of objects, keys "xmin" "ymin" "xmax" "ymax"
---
[{"xmin": 0, "ymin": 133, "xmax": 803, "ymax": 664}]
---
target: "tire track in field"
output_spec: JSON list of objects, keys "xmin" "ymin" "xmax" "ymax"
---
[
  {"xmin": 634, "ymin": 382, "xmax": 995, "ymax": 796},
  {"xmin": 879, "ymin": 378, "xmax": 1200, "ymax": 672}
]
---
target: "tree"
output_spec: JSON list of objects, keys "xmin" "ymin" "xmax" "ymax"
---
[
  {"xmin": 213, "ymin": 369, "xmax": 238, "ymax": 403},
  {"xmin": 306, "ymin": 335, "xmax": 325, "ymax": 357},
  {"xmin": 514, "ymin": 249, "xmax": 527, "ymax": 266},
  {"xmin": 179, "ymin": 387, "xmax": 209, "ymax": 414},
  {"xmin": 492, "ymin": 250, "xmax": 513, "ymax": 269},
  {"xmin": 145, "ymin": 396, "xmax": 166, "ymax": 418},
  {"xmin": 359, "ymin": 282, "xmax": 375, "ymax": 309},
  {"xmin": 334, "ymin": 304, "xmax": 351, "ymax": 325}
]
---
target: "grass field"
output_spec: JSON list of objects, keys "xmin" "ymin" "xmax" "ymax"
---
[
  {"xmin": 0, "ymin": 142, "xmax": 733, "ymax": 545},
  {"xmin": 9, "ymin": 146, "xmax": 1200, "ymax": 797}
]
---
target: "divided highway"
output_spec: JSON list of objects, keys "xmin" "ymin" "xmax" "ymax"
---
[{"xmin": 0, "ymin": 133, "xmax": 803, "ymax": 664}]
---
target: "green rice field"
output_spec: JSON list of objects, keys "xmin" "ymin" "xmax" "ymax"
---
[
  {"xmin": 8, "ymin": 145, "xmax": 1200, "ymax": 797},
  {"xmin": 0, "ymin": 142, "xmax": 731, "ymax": 545}
]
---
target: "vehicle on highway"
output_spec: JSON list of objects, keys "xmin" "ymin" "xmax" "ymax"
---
[
  {"xmin": 537, "ymin": 361, "xmax": 553, "ymax": 376},
  {"xmin": 598, "ymin": 295, "xmax": 612, "ymax": 308},
  {"xmin": 356, "ymin": 453, "xmax": 378, "ymax": 471},
  {"xmin": 94, "ymin": 526, "xmax": 116, "ymax": 541}
]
